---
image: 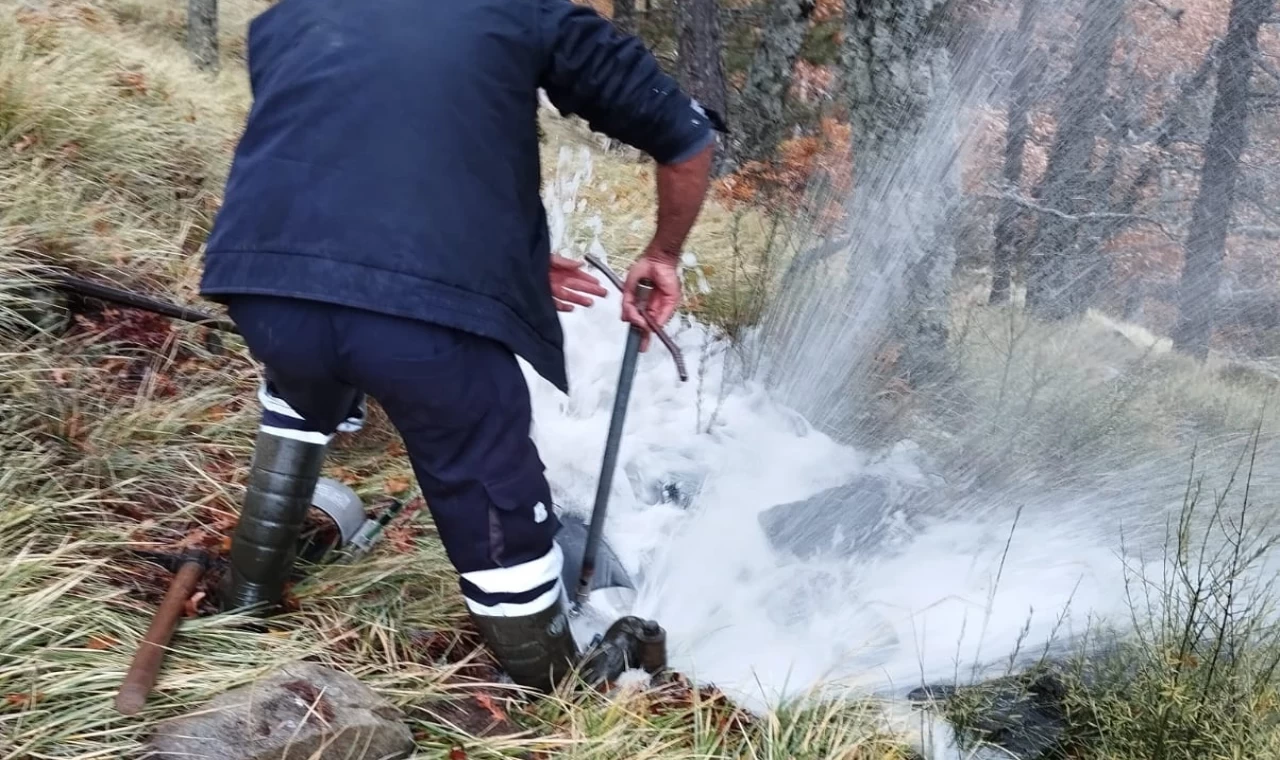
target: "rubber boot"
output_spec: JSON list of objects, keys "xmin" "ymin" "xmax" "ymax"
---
[
  {"xmin": 469, "ymin": 593, "xmax": 580, "ymax": 693},
  {"xmin": 220, "ymin": 430, "xmax": 329, "ymax": 612}
]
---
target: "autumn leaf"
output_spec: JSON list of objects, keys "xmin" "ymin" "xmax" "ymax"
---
[
  {"xmin": 115, "ymin": 71, "xmax": 149, "ymax": 96},
  {"xmin": 383, "ymin": 524, "xmax": 417, "ymax": 554},
  {"xmin": 85, "ymin": 635, "xmax": 117, "ymax": 651},
  {"xmin": 12, "ymin": 133, "xmax": 37, "ymax": 153},
  {"xmin": 4, "ymin": 693, "xmax": 41, "ymax": 709},
  {"xmin": 281, "ymin": 585, "xmax": 302, "ymax": 613},
  {"xmin": 383, "ymin": 475, "xmax": 411, "ymax": 495},
  {"xmin": 449, "ymin": 748, "xmax": 468, "ymax": 760},
  {"xmin": 473, "ymin": 693, "xmax": 507, "ymax": 723},
  {"xmin": 178, "ymin": 528, "xmax": 210, "ymax": 550},
  {"xmin": 65, "ymin": 411, "xmax": 84, "ymax": 443}
]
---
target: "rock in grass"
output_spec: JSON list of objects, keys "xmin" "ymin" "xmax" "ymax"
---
[
  {"xmin": 143, "ymin": 662, "xmax": 414, "ymax": 760},
  {"xmin": 907, "ymin": 669, "xmax": 1069, "ymax": 760}
]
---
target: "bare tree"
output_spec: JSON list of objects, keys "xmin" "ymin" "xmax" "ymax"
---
[
  {"xmin": 188, "ymin": 0, "xmax": 218, "ymax": 72},
  {"xmin": 676, "ymin": 0, "xmax": 730, "ymax": 140},
  {"xmin": 840, "ymin": 0, "xmax": 958, "ymax": 385},
  {"xmin": 613, "ymin": 0, "xmax": 637, "ymax": 35},
  {"xmin": 731, "ymin": 0, "xmax": 817, "ymax": 168},
  {"xmin": 989, "ymin": 0, "xmax": 1042, "ymax": 305},
  {"xmin": 1172, "ymin": 0, "xmax": 1275, "ymax": 359},
  {"xmin": 1023, "ymin": 0, "xmax": 1126, "ymax": 320}
]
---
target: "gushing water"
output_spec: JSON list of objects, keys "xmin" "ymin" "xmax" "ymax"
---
[{"xmin": 525, "ymin": 4, "xmax": 1280, "ymax": 752}]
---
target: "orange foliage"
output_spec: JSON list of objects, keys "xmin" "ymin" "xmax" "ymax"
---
[
  {"xmin": 1124, "ymin": 0, "xmax": 1230, "ymax": 83},
  {"xmin": 790, "ymin": 61, "xmax": 835, "ymax": 104},
  {"xmin": 812, "ymin": 0, "xmax": 842, "ymax": 23},
  {"xmin": 715, "ymin": 117, "xmax": 853, "ymax": 231}
]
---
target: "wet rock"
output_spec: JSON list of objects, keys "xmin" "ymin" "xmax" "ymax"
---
[
  {"xmin": 757, "ymin": 476, "xmax": 909, "ymax": 559},
  {"xmin": 143, "ymin": 661, "xmax": 414, "ymax": 760},
  {"xmin": 907, "ymin": 669, "xmax": 1069, "ymax": 760}
]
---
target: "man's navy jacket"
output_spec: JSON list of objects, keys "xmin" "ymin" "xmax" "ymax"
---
[{"xmin": 200, "ymin": 0, "xmax": 714, "ymax": 393}]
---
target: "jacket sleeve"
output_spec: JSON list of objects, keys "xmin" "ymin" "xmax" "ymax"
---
[{"xmin": 536, "ymin": 0, "xmax": 716, "ymax": 165}]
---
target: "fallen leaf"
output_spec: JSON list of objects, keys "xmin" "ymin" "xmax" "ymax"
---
[
  {"xmin": 4, "ymin": 693, "xmax": 41, "ymax": 708},
  {"xmin": 383, "ymin": 476, "xmax": 411, "ymax": 495},
  {"xmin": 473, "ymin": 693, "xmax": 507, "ymax": 723},
  {"xmin": 281, "ymin": 585, "xmax": 301, "ymax": 613},
  {"xmin": 382, "ymin": 524, "xmax": 417, "ymax": 554},
  {"xmin": 115, "ymin": 71, "xmax": 148, "ymax": 96},
  {"xmin": 85, "ymin": 635, "xmax": 117, "ymax": 651},
  {"xmin": 178, "ymin": 528, "xmax": 210, "ymax": 550},
  {"xmin": 12, "ymin": 133, "xmax": 37, "ymax": 153},
  {"xmin": 449, "ymin": 748, "xmax": 467, "ymax": 760},
  {"xmin": 65, "ymin": 411, "xmax": 84, "ymax": 442}
]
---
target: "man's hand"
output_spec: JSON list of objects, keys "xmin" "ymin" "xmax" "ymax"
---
[
  {"xmin": 618, "ymin": 141, "xmax": 711, "ymax": 351},
  {"xmin": 550, "ymin": 254, "xmax": 608, "ymax": 312},
  {"xmin": 621, "ymin": 247, "xmax": 681, "ymax": 352}
]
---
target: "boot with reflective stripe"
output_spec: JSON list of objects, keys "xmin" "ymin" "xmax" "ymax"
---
[
  {"xmin": 469, "ymin": 594, "xmax": 580, "ymax": 692},
  {"xmin": 220, "ymin": 430, "xmax": 329, "ymax": 612}
]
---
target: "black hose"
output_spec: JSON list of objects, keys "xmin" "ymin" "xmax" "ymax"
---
[{"xmin": 48, "ymin": 271, "xmax": 240, "ymax": 335}]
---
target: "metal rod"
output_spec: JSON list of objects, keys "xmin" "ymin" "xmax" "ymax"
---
[
  {"xmin": 115, "ymin": 549, "xmax": 208, "ymax": 716},
  {"xmin": 583, "ymin": 253, "xmax": 688, "ymax": 382},
  {"xmin": 574, "ymin": 279, "xmax": 653, "ymax": 612},
  {"xmin": 49, "ymin": 272, "xmax": 241, "ymax": 335}
]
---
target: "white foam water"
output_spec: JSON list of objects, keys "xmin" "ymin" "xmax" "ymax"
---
[
  {"xmin": 527, "ymin": 142, "xmax": 1280, "ymax": 758},
  {"xmin": 524, "ymin": 289, "xmax": 1118, "ymax": 701}
]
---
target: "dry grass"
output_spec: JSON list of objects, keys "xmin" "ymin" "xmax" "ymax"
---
[
  {"xmin": 0, "ymin": 2, "xmax": 905, "ymax": 758},
  {"xmin": 5, "ymin": 1, "xmax": 1280, "ymax": 759}
]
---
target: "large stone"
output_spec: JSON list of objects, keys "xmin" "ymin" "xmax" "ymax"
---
[
  {"xmin": 144, "ymin": 662, "xmax": 414, "ymax": 760},
  {"xmin": 757, "ymin": 476, "xmax": 917, "ymax": 560},
  {"xmin": 907, "ymin": 669, "xmax": 1070, "ymax": 760}
]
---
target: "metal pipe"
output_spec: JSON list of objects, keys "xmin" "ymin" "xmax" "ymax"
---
[
  {"xmin": 115, "ymin": 549, "xmax": 209, "ymax": 716},
  {"xmin": 583, "ymin": 253, "xmax": 688, "ymax": 382},
  {"xmin": 574, "ymin": 279, "xmax": 653, "ymax": 612}
]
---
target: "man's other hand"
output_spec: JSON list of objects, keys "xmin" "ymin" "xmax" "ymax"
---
[
  {"xmin": 550, "ymin": 254, "xmax": 608, "ymax": 312},
  {"xmin": 621, "ymin": 248, "xmax": 681, "ymax": 352}
]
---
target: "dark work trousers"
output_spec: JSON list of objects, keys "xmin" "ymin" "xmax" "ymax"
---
[{"xmin": 225, "ymin": 295, "xmax": 564, "ymax": 618}]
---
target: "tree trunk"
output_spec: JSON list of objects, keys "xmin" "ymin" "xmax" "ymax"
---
[
  {"xmin": 613, "ymin": 0, "xmax": 637, "ymax": 34},
  {"xmin": 187, "ymin": 0, "xmax": 218, "ymax": 72},
  {"xmin": 989, "ymin": 0, "xmax": 1041, "ymax": 305},
  {"xmin": 1023, "ymin": 0, "xmax": 1125, "ymax": 320},
  {"xmin": 731, "ymin": 0, "xmax": 816, "ymax": 168},
  {"xmin": 1172, "ymin": 0, "xmax": 1273, "ymax": 360},
  {"xmin": 840, "ymin": 0, "xmax": 957, "ymax": 386},
  {"xmin": 676, "ymin": 0, "xmax": 729, "ymax": 171}
]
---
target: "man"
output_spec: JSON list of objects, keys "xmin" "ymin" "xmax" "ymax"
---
[{"xmin": 198, "ymin": 0, "xmax": 717, "ymax": 692}]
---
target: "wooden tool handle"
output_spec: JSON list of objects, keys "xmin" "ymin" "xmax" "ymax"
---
[{"xmin": 115, "ymin": 554, "xmax": 206, "ymax": 715}]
